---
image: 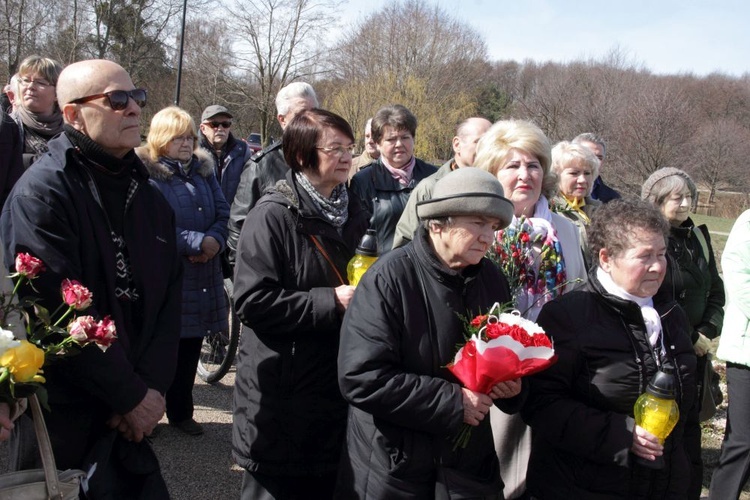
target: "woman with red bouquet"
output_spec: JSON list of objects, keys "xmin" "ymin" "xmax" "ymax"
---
[{"xmin": 336, "ymin": 168, "xmax": 525, "ymax": 499}]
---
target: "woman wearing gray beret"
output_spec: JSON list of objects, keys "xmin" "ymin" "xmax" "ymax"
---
[
  {"xmin": 642, "ymin": 167, "xmax": 725, "ymax": 500},
  {"xmin": 336, "ymin": 168, "xmax": 526, "ymax": 499}
]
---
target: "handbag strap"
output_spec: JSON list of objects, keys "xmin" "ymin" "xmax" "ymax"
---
[
  {"xmin": 309, "ymin": 235, "xmax": 346, "ymax": 286},
  {"xmin": 29, "ymin": 394, "xmax": 64, "ymax": 499}
]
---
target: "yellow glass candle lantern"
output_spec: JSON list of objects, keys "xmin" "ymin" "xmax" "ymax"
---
[
  {"xmin": 347, "ymin": 229, "xmax": 378, "ymax": 287},
  {"xmin": 633, "ymin": 368, "xmax": 680, "ymax": 469}
]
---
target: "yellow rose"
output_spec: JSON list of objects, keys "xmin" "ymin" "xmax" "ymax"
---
[{"xmin": 0, "ymin": 340, "xmax": 45, "ymax": 383}]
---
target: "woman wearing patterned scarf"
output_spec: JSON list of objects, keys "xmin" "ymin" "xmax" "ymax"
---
[
  {"xmin": 138, "ymin": 106, "xmax": 230, "ymax": 437},
  {"xmin": 549, "ymin": 140, "xmax": 602, "ymax": 268},
  {"xmin": 12, "ymin": 55, "xmax": 64, "ymax": 169},
  {"xmin": 474, "ymin": 119, "xmax": 587, "ymax": 499},
  {"xmin": 232, "ymin": 108, "xmax": 369, "ymax": 499}
]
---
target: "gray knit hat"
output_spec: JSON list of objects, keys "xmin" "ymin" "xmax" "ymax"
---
[
  {"xmin": 641, "ymin": 167, "xmax": 697, "ymax": 202},
  {"xmin": 417, "ymin": 168, "xmax": 514, "ymax": 227}
]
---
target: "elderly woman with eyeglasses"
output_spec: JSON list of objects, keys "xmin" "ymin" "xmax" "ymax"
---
[
  {"xmin": 136, "ymin": 106, "xmax": 230, "ymax": 436},
  {"xmin": 11, "ymin": 55, "xmax": 64, "ymax": 168},
  {"xmin": 232, "ymin": 108, "xmax": 369, "ymax": 498},
  {"xmin": 642, "ymin": 167, "xmax": 724, "ymax": 500},
  {"xmin": 549, "ymin": 140, "xmax": 602, "ymax": 267},
  {"xmin": 349, "ymin": 104, "xmax": 437, "ymax": 253}
]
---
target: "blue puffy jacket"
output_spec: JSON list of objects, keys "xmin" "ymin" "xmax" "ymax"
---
[{"xmin": 139, "ymin": 147, "xmax": 230, "ymax": 338}]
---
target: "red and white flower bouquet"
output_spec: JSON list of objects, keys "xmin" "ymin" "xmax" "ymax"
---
[{"xmin": 448, "ymin": 302, "xmax": 556, "ymax": 448}]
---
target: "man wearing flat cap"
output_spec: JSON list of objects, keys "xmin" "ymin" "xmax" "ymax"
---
[
  {"xmin": 337, "ymin": 167, "xmax": 526, "ymax": 498},
  {"xmin": 199, "ymin": 104, "xmax": 251, "ymax": 206}
]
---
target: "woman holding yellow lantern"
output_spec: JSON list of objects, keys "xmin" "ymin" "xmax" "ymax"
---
[
  {"xmin": 522, "ymin": 199, "xmax": 696, "ymax": 499},
  {"xmin": 232, "ymin": 109, "xmax": 369, "ymax": 498}
]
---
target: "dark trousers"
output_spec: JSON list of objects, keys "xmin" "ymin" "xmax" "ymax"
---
[
  {"xmin": 709, "ymin": 362, "xmax": 750, "ymax": 499},
  {"xmin": 685, "ymin": 355, "xmax": 707, "ymax": 500},
  {"xmin": 165, "ymin": 336, "xmax": 203, "ymax": 423},
  {"xmin": 240, "ymin": 470, "xmax": 337, "ymax": 500}
]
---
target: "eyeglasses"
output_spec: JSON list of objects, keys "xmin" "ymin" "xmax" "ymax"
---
[
  {"xmin": 207, "ymin": 121, "xmax": 232, "ymax": 129},
  {"xmin": 19, "ymin": 77, "xmax": 54, "ymax": 88},
  {"xmin": 171, "ymin": 135, "xmax": 195, "ymax": 143},
  {"xmin": 317, "ymin": 144, "xmax": 356, "ymax": 157},
  {"xmin": 69, "ymin": 88, "xmax": 147, "ymax": 110}
]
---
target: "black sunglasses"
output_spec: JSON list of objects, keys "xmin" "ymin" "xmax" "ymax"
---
[
  {"xmin": 208, "ymin": 121, "xmax": 232, "ymax": 129},
  {"xmin": 70, "ymin": 88, "xmax": 148, "ymax": 110}
]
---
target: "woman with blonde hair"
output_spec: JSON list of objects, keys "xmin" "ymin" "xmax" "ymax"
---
[
  {"xmin": 474, "ymin": 119, "xmax": 586, "ymax": 499},
  {"xmin": 137, "ymin": 106, "xmax": 230, "ymax": 435},
  {"xmin": 550, "ymin": 140, "xmax": 602, "ymax": 267},
  {"xmin": 12, "ymin": 55, "xmax": 64, "ymax": 168}
]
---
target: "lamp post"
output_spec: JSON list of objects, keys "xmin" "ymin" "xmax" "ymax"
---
[{"xmin": 174, "ymin": 0, "xmax": 188, "ymax": 105}]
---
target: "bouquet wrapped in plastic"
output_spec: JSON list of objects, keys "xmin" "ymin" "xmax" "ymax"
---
[{"xmin": 448, "ymin": 302, "xmax": 556, "ymax": 448}]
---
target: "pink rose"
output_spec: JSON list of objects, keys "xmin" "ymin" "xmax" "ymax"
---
[
  {"xmin": 92, "ymin": 316, "xmax": 117, "ymax": 352},
  {"xmin": 15, "ymin": 253, "xmax": 45, "ymax": 278},
  {"xmin": 67, "ymin": 315, "xmax": 98, "ymax": 343},
  {"xmin": 61, "ymin": 279, "xmax": 93, "ymax": 310}
]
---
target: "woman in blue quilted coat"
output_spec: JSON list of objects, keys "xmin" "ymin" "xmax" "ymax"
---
[{"xmin": 137, "ymin": 106, "xmax": 230, "ymax": 436}]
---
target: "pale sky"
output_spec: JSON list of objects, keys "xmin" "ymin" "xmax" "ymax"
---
[{"xmin": 339, "ymin": 0, "xmax": 748, "ymax": 77}]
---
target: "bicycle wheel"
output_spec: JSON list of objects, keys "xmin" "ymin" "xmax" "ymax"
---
[{"xmin": 197, "ymin": 278, "xmax": 240, "ymax": 384}]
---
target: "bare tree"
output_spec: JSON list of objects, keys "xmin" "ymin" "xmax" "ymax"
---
[
  {"xmin": 685, "ymin": 119, "xmax": 750, "ymax": 203},
  {"xmin": 227, "ymin": 0, "xmax": 339, "ymax": 143},
  {"xmin": 0, "ymin": 0, "xmax": 50, "ymax": 78},
  {"xmin": 326, "ymin": 0, "xmax": 489, "ymax": 159},
  {"xmin": 612, "ymin": 76, "xmax": 696, "ymax": 193}
]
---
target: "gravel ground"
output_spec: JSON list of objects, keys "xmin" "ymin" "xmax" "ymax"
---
[{"xmin": 0, "ymin": 370, "xmax": 243, "ymax": 500}]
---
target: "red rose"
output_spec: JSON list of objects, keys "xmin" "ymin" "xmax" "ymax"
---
[
  {"xmin": 471, "ymin": 315, "xmax": 488, "ymax": 327},
  {"xmin": 61, "ymin": 279, "xmax": 93, "ymax": 310},
  {"xmin": 520, "ymin": 232, "xmax": 530, "ymax": 243},
  {"xmin": 15, "ymin": 253, "xmax": 45, "ymax": 278},
  {"xmin": 92, "ymin": 316, "xmax": 117, "ymax": 352},
  {"xmin": 531, "ymin": 333, "xmax": 552, "ymax": 348},
  {"xmin": 508, "ymin": 325, "xmax": 534, "ymax": 347},
  {"xmin": 485, "ymin": 323, "xmax": 502, "ymax": 339}
]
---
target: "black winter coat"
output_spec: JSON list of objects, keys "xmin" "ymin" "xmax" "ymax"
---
[
  {"xmin": 591, "ymin": 175, "xmax": 621, "ymax": 203},
  {"xmin": 336, "ymin": 225, "xmax": 526, "ymax": 499},
  {"xmin": 522, "ymin": 270, "xmax": 697, "ymax": 500},
  {"xmin": 349, "ymin": 158, "xmax": 437, "ymax": 253},
  {"xmin": 0, "ymin": 109, "xmax": 23, "ymax": 208},
  {"xmin": 232, "ymin": 171, "xmax": 369, "ymax": 476},
  {"xmin": 657, "ymin": 219, "xmax": 724, "ymax": 342},
  {"xmin": 0, "ymin": 133, "xmax": 182, "ymax": 471},
  {"xmin": 227, "ymin": 141, "xmax": 288, "ymax": 263},
  {"xmin": 199, "ymin": 132, "xmax": 250, "ymax": 206}
]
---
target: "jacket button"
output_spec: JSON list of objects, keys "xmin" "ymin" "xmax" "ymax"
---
[
  {"xmin": 203, "ymin": 288, "xmax": 207, "ymax": 292},
  {"xmin": 198, "ymin": 207, "xmax": 203, "ymax": 211}
]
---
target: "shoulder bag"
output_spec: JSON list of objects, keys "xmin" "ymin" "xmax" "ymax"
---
[{"xmin": 0, "ymin": 394, "xmax": 85, "ymax": 499}]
